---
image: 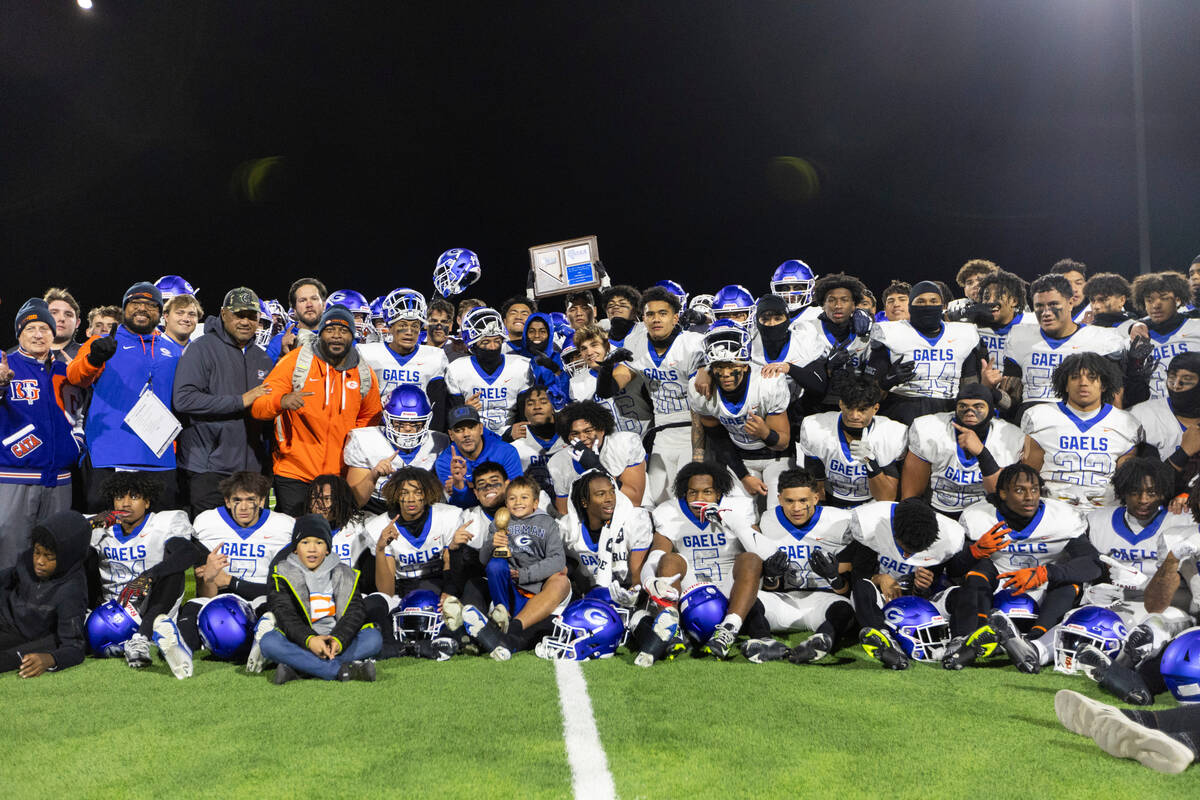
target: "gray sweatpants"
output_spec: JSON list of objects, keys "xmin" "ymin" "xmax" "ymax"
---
[{"xmin": 0, "ymin": 482, "xmax": 72, "ymax": 571}]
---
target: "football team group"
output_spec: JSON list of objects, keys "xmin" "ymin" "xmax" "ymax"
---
[{"xmin": 4, "ymin": 252, "xmax": 1200, "ymax": 773}]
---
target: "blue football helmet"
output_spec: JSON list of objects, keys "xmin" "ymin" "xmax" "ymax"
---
[
  {"xmin": 254, "ymin": 299, "xmax": 275, "ymax": 348},
  {"xmin": 382, "ymin": 287, "xmax": 428, "ymax": 326},
  {"xmin": 711, "ymin": 285, "xmax": 756, "ymax": 322},
  {"xmin": 155, "ymin": 274, "xmax": 198, "ymax": 301},
  {"xmin": 460, "ymin": 307, "xmax": 506, "ymax": 348},
  {"xmin": 882, "ymin": 596, "xmax": 951, "ymax": 662},
  {"xmin": 433, "ymin": 248, "xmax": 482, "ymax": 298},
  {"xmin": 393, "ymin": 589, "xmax": 444, "ymax": 641},
  {"xmin": 770, "ymin": 259, "xmax": 817, "ymax": 312},
  {"xmin": 382, "ymin": 384, "xmax": 433, "ymax": 450},
  {"xmin": 1053, "ymin": 605, "xmax": 1128, "ymax": 675},
  {"xmin": 369, "ymin": 295, "xmax": 385, "ymax": 323},
  {"xmin": 653, "ymin": 280, "xmax": 688, "ymax": 309},
  {"xmin": 679, "ymin": 582, "xmax": 729, "ymax": 645},
  {"xmin": 1160, "ymin": 628, "xmax": 1200, "ymax": 702},
  {"xmin": 197, "ymin": 595, "xmax": 257, "ymax": 660},
  {"xmin": 326, "ymin": 290, "xmax": 373, "ymax": 341},
  {"xmin": 86, "ymin": 601, "xmax": 141, "ymax": 657},
  {"xmin": 992, "ymin": 588, "xmax": 1039, "ymax": 632},
  {"xmin": 539, "ymin": 597, "xmax": 625, "ymax": 660},
  {"xmin": 702, "ymin": 319, "xmax": 751, "ymax": 366}
]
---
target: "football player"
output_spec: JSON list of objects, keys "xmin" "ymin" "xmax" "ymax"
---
[
  {"xmin": 499, "ymin": 296, "xmax": 535, "ymax": 352},
  {"xmin": 621, "ymin": 286, "xmax": 706, "ymax": 506},
  {"xmin": 444, "ymin": 306, "xmax": 533, "ymax": 435},
  {"xmin": 709, "ymin": 285, "xmax": 756, "ymax": 325},
  {"xmin": 953, "ymin": 464, "xmax": 1100, "ymax": 673},
  {"xmin": 866, "ymin": 280, "xmax": 985, "ymax": 424},
  {"xmin": 1021, "ymin": 352, "xmax": 1142, "ymax": 507},
  {"xmin": 901, "ymin": 384, "xmax": 1026, "ymax": 517},
  {"xmin": 548, "ymin": 401, "xmax": 646, "ymax": 514},
  {"xmin": 753, "ymin": 468, "xmax": 857, "ymax": 664},
  {"xmin": 769, "ymin": 259, "xmax": 821, "ymax": 324},
  {"xmin": 506, "ymin": 385, "xmax": 565, "ymax": 499},
  {"xmin": 571, "ymin": 323, "xmax": 654, "ymax": 438},
  {"xmin": 357, "ymin": 288, "xmax": 450, "ymax": 424},
  {"xmin": 974, "ymin": 269, "xmax": 1033, "ymax": 395},
  {"xmin": 597, "ymin": 284, "xmax": 643, "ymax": 348},
  {"xmin": 306, "ymin": 475, "xmax": 374, "ymax": 588},
  {"xmin": 1132, "ymin": 352, "xmax": 1200, "ymax": 498},
  {"xmin": 645, "ymin": 463, "xmax": 778, "ymax": 661},
  {"xmin": 344, "ymin": 384, "xmax": 448, "ymax": 512},
  {"xmin": 87, "ymin": 474, "xmax": 198, "ymax": 677},
  {"xmin": 1083, "ymin": 273, "xmax": 1138, "ymax": 334},
  {"xmin": 688, "ymin": 321, "xmax": 792, "ymax": 509},
  {"xmin": 1131, "ymin": 271, "xmax": 1200, "ymax": 399},
  {"xmin": 799, "ymin": 374, "xmax": 907, "ymax": 508}
]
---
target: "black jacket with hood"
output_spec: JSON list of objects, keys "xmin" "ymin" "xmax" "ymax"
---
[{"xmin": 0, "ymin": 511, "xmax": 90, "ymax": 669}]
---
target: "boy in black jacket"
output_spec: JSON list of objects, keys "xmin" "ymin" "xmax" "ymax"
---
[
  {"xmin": 260, "ymin": 514, "xmax": 381, "ymax": 684},
  {"xmin": 0, "ymin": 511, "xmax": 90, "ymax": 677}
]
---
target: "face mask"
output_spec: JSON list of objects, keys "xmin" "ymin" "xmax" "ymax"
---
[
  {"xmin": 471, "ymin": 345, "xmax": 503, "ymax": 372},
  {"xmin": 909, "ymin": 305, "xmax": 944, "ymax": 335},
  {"xmin": 1169, "ymin": 383, "xmax": 1200, "ymax": 417},
  {"xmin": 608, "ymin": 317, "xmax": 635, "ymax": 341},
  {"xmin": 757, "ymin": 319, "xmax": 790, "ymax": 350}
]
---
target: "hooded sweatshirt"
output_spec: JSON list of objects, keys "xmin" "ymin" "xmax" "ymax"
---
[
  {"xmin": 0, "ymin": 511, "xmax": 90, "ymax": 668},
  {"xmin": 251, "ymin": 338, "xmax": 383, "ymax": 482},
  {"xmin": 516, "ymin": 313, "xmax": 570, "ymax": 409},
  {"xmin": 268, "ymin": 551, "xmax": 366, "ymax": 650}
]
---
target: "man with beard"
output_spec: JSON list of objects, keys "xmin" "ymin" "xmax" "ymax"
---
[
  {"xmin": 252, "ymin": 305, "xmax": 382, "ymax": 515},
  {"xmin": 1131, "ymin": 352, "xmax": 1200, "ymax": 497},
  {"xmin": 68, "ymin": 282, "xmax": 184, "ymax": 510},
  {"xmin": 266, "ymin": 278, "xmax": 327, "ymax": 362}
]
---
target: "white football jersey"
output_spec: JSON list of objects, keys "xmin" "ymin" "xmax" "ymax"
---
[
  {"xmin": 870, "ymin": 320, "xmax": 981, "ymax": 399},
  {"xmin": 358, "ymin": 342, "xmax": 449, "ymax": 401},
  {"xmin": 907, "ymin": 412, "xmax": 1026, "ymax": 513},
  {"xmin": 331, "ymin": 518, "xmax": 372, "ymax": 569},
  {"xmin": 1022, "ymin": 402, "xmax": 1142, "ymax": 506},
  {"xmin": 623, "ymin": 327, "xmax": 706, "ymax": 426},
  {"xmin": 651, "ymin": 495, "xmax": 757, "ymax": 591},
  {"xmin": 687, "ymin": 371, "xmax": 790, "ymax": 451},
  {"xmin": 366, "ymin": 503, "xmax": 463, "ymax": 582},
  {"xmin": 850, "ymin": 500, "xmax": 965, "ymax": 578},
  {"xmin": 977, "ymin": 312, "xmax": 1036, "ymax": 363},
  {"xmin": 560, "ymin": 500, "xmax": 653, "ymax": 588},
  {"xmin": 1002, "ymin": 324, "xmax": 1127, "ymax": 404},
  {"xmin": 1146, "ymin": 320, "xmax": 1200, "ymax": 399},
  {"xmin": 786, "ymin": 306, "xmax": 824, "ymax": 327},
  {"xmin": 1086, "ymin": 505, "xmax": 1176, "ymax": 596},
  {"xmin": 1130, "ymin": 398, "xmax": 1184, "ymax": 459},
  {"xmin": 91, "ymin": 510, "xmax": 194, "ymax": 602},
  {"xmin": 755, "ymin": 505, "xmax": 854, "ymax": 591},
  {"xmin": 193, "ymin": 507, "xmax": 295, "ymax": 586},
  {"xmin": 799, "ymin": 411, "xmax": 908, "ymax": 505},
  {"xmin": 444, "ymin": 354, "xmax": 532, "ymax": 434},
  {"xmin": 958, "ymin": 498, "xmax": 1085, "ymax": 572},
  {"xmin": 343, "ymin": 426, "xmax": 448, "ymax": 502},
  {"xmin": 785, "ymin": 318, "xmax": 872, "ymax": 365},
  {"xmin": 510, "ymin": 429, "xmax": 567, "ymax": 475},
  {"xmin": 569, "ymin": 368, "xmax": 653, "ymax": 438},
  {"xmin": 548, "ymin": 431, "xmax": 646, "ymax": 499}
]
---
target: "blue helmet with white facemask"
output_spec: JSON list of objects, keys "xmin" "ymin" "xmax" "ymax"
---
[
  {"xmin": 883, "ymin": 596, "xmax": 951, "ymax": 662},
  {"xmin": 433, "ymin": 248, "xmax": 482, "ymax": 298},
  {"xmin": 770, "ymin": 260, "xmax": 817, "ymax": 311}
]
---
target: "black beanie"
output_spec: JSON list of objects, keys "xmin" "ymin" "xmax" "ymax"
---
[
  {"xmin": 756, "ymin": 294, "xmax": 789, "ymax": 318},
  {"xmin": 956, "ymin": 383, "xmax": 998, "ymax": 415},
  {"xmin": 14, "ymin": 298, "xmax": 56, "ymax": 339},
  {"xmin": 292, "ymin": 513, "xmax": 333, "ymax": 550},
  {"xmin": 909, "ymin": 281, "xmax": 944, "ymax": 304}
]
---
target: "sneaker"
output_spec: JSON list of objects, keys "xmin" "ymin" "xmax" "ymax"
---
[
  {"xmin": 743, "ymin": 637, "xmax": 792, "ymax": 664},
  {"xmin": 124, "ymin": 633, "xmax": 152, "ymax": 669},
  {"xmin": 1055, "ymin": 689, "xmax": 1124, "ymax": 737},
  {"xmin": 489, "ymin": 645, "xmax": 512, "ymax": 662},
  {"xmin": 441, "ymin": 596, "xmax": 464, "ymax": 632},
  {"xmin": 989, "ymin": 611, "xmax": 1041, "ymax": 674},
  {"xmin": 273, "ymin": 663, "xmax": 300, "ymax": 685},
  {"xmin": 489, "ymin": 604, "xmax": 510, "ymax": 634},
  {"xmin": 786, "ymin": 633, "xmax": 832, "ymax": 664},
  {"xmin": 245, "ymin": 612, "xmax": 275, "ymax": 675},
  {"xmin": 1076, "ymin": 698, "xmax": 1195, "ymax": 774},
  {"xmin": 859, "ymin": 627, "xmax": 909, "ymax": 670},
  {"xmin": 634, "ymin": 607, "xmax": 679, "ymax": 668},
  {"xmin": 337, "ymin": 659, "xmax": 377, "ymax": 682},
  {"xmin": 462, "ymin": 604, "xmax": 509, "ymax": 658},
  {"xmin": 704, "ymin": 623, "xmax": 737, "ymax": 660},
  {"xmin": 152, "ymin": 615, "xmax": 193, "ymax": 679},
  {"xmin": 1075, "ymin": 644, "xmax": 1112, "ymax": 683}
]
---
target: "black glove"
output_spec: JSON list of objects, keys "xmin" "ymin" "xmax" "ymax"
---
[
  {"xmin": 850, "ymin": 309, "xmax": 873, "ymax": 337},
  {"xmin": 882, "ymin": 358, "xmax": 917, "ymax": 390},
  {"xmin": 963, "ymin": 302, "xmax": 997, "ymax": 326},
  {"xmin": 571, "ymin": 441, "xmax": 603, "ymax": 471},
  {"xmin": 605, "ymin": 347, "xmax": 633, "ymax": 365},
  {"xmin": 1126, "ymin": 336, "xmax": 1157, "ymax": 381},
  {"xmin": 762, "ymin": 550, "xmax": 789, "ymax": 580},
  {"xmin": 87, "ymin": 334, "xmax": 118, "ymax": 367},
  {"xmin": 826, "ymin": 345, "xmax": 854, "ymax": 376},
  {"xmin": 810, "ymin": 548, "xmax": 848, "ymax": 591},
  {"xmin": 532, "ymin": 352, "xmax": 561, "ymax": 373}
]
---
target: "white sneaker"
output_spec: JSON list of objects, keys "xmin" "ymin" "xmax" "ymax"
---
[
  {"xmin": 124, "ymin": 633, "xmax": 152, "ymax": 669},
  {"xmin": 151, "ymin": 616, "xmax": 192, "ymax": 679},
  {"xmin": 1055, "ymin": 689, "xmax": 1123, "ymax": 737},
  {"xmin": 1092, "ymin": 708, "xmax": 1195, "ymax": 774},
  {"xmin": 245, "ymin": 612, "xmax": 275, "ymax": 675}
]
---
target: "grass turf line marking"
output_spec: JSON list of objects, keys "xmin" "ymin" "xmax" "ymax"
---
[{"xmin": 554, "ymin": 660, "xmax": 617, "ymax": 800}]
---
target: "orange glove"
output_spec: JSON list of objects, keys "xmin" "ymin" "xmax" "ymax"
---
[
  {"xmin": 969, "ymin": 522, "xmax": 1012, "ymax": 560},
  {"xmin": 997, "ymin": 565, "xmax": 1048, "ymax": 595}
]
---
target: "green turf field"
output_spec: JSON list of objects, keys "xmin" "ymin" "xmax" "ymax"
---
[{"xmin": 2, "ymin": 632, "xmax": 1195, "ymax": 799}]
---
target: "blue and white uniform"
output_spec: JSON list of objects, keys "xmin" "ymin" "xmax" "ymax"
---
[
  {"xmin": 560, "ymin": 493, "xmax": 653, "ymax": 589},
  {"xmin": 959, "ymin": 498, "xmax": 1085, "ymax": 603},
  {"xmin": 870, "ymin": 320, "xmax": 981, "ymax": 400},
  {"xmin": 799, "ymin": 411, "xmax": 908, "ymax": 507},
  {"xmin": 343, "ymin": 426, "xmax": 448, "ymax": 503},
  {"xmin": 651, "ymin": 495, "xmax": 757, "ymax": 594},
  {"xmin": 850, "ymin": 500, "xmax": 965, "ymax": 580},
  {"xmin": 1002, "ymin": 324, "xmax": 1127, "ymax": 405},
  {"xmin": 907, "ymin": 412, "xmax": 1025, "ymax": 515},
  {"xmin": 1144, "ymin": 319, "xmax": 1200, "ymax": 399},
  {"xmin": 569, "ymin": 368, "xmax": 653, "ymax": 438},
  {"xmin": 976, "ymin": 312, "xmax": 1036, "ymax": 362},
  {"xmin": 331, "ymin": 518, "xmax": 373, "ymax": 569},
  {"xmin": 445, "ymin": 355, "xmax": 532, "ymax": 434},
  {"xmin": 754, "ymin": 505, "xmax": 855, "ymax": 633},
  {"xmin": 91, "ymin": 510, "xmax": 194, "ymax": 603},
  {"xmin": 358, "ymin": 342, "xmax": 448, "ymax": 402},
  {"xmin": 547, "ymin": 432, "xmax": 645, "ymax": 502},
  {"xmin": 193, "ymin": 507, "xmax": 295, "ymax": 592},
  {"xmin": 366, "ymin": 503, "xmax": 464, "ymax": 583},
  {"xmin": 1021, "ymin": 402, "xmax": 1142, "ymax": 506}
]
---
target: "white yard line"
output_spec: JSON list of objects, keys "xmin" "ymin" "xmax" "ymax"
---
[{"xmin": 554, "ymin": 659, "xmax": 618, "ymax": 800}]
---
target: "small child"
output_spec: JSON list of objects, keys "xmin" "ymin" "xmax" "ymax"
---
[
  {"xmin": 261, "ymin": 514, "xmax": 381, "ymax": 683},
  {"xmin": 469, "ymin": 476, "xmax": 569, "ymax": 659},
  {"xmin": 0, "ymin": 511, "xmax": 90, "ymax": 678}
]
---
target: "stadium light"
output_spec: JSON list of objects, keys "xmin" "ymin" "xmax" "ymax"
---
[{"xmin": 77, "ymin": 0, "xmax": 94, "ymax": 10}]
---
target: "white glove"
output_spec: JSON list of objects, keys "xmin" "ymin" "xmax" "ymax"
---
[
  {"xmin": 644, "ymin": 576, "xmax": 680, "ymax": 602},
  {"xmin": 1098, "ymin": 556, "xmax": 1151, "ymax": 591},
  {"xmin": 608, "ymin": 581, "xmax": 640, "ymax": 607},
  {"xmin": 1165, "ymin": 534, "xmax": 1199, "ymax": 562},
  {"xmin": 848, "ymin": 437, "xmax": 875, "ymax": 464},
  {"xmin": 1081, "ymin": 582, "xmax": 1126, "ymax": 607},
  {"xmin": 690, "ymin": 501, "xmax": 726, "ymax": 525}
]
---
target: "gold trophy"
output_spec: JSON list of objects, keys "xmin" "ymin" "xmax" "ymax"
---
[{"xmin": 492, "ymin": 506, "xmax": 511, "ymax": 558}]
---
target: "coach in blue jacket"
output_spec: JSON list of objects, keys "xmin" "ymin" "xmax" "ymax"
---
[
  {"xmin": 0, "ymin": 300, "xmax": 82, "ymax": 570},
  {"xmin": 67, "ymin": 282, "xmax": 184, "ymax": 511}
]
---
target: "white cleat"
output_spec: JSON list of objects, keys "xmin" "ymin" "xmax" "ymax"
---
[
  {"xmin": 151, "ymin": 616, "xmax": 193, "ymax": 679},
  {"xmin": 245, "ymin": 612, "xmax": 275, "ymax": 675},
  {"xmin": 1054, "ymin": 689, "xmax": 1122, "ymax": 737},
  {"xmin": 124, "ymin": 633, "xmax": 152, "ymax": 669}
]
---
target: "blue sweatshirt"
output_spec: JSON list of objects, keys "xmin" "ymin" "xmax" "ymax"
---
[{"xmin": 434, "ymin": 428, "xmax": 524, "ymax": 508}]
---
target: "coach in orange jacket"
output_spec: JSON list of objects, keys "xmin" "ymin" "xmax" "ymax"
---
[{"xmin": 252, "ymin": 305, "xmax": 381, "ymax": 515}]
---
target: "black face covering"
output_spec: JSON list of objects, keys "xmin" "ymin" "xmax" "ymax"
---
[
  {"xmin": 529, "ymin": 421, "xmax": 558, "ymax": 440},
  {"xmin": 1170, "ymin": 383, "xmax": 1200, "ymax": 417},
  {"xmin": 757, "ymin": 319, "xmax": 791, "ymax": 355},
  {"xmin": 909, "ymin": 305, "xmax": 945, "ymax": 335},
  {"xmin": 956, "ymin": 383, "xmax": 996, "ymax": 442},
  {"xmin": 1147, "ymin": 312, "xmax": 1184, "ymax": 336},
  {"xmin": 608, "ymin": 317, "xmax": 635, "ymax": 341},
  {"xmin": 471, "ymin": 345, "xmax": 503, "ymax": 372},
  {"xmin": 1090, "ymin": 311, "xmax": 1131, "ymax": 329}
]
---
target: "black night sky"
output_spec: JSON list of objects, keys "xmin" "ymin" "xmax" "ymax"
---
[{"xmin": 2, "ymin": 1, "xmax": 1199, "ymax": 330}]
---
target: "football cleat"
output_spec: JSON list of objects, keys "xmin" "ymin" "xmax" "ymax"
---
[
  {"xmin": 743, "ymin": 638, "xmax": 792, "ymax": 664},
  {"xmin": 245, "ymin": 612, "xmax": 276, "ymax": 675},
  {"xmin": 786, "ymin": 633, "xmax": 832, "ymax": 664},
  {"xmin": 1075, "ymin": 644, "xmax": 1113, "ymax": 683},
  {"xmin": 703, "ymin": 623, "xmax": 738, "ymax": 660},
  {"xmin": 337, "ymin": 659, "xmax": 378, "ymax": 682},
  {"xmin": 859, "ymin": 627, "xmax": 909, "ymax": 670},
  {"xmin": 152, "ymin": 615, "xmax": 193, "ymax": 679},
  {"xmin": 441, "ymin": 595, "xmax": 465, "ymax": 632},
  {"xmin": 489, "ymin": 604, "xmax": 511, "ymax": 634},
  {"xmin": 1119, "ymin": 622, "xmax": 1155, "ymax": 669},
  {"xmin": 1057, "ymin": 690, "xmax": 1196, "ymax": 774},
  {"xmin": 273, "ymin": 663, "xmax": 301, "ymax": 685},
  {"xmin": 462, "ymin": 604, "xmax": 510, "ymax": 660},
  {"xmin": 124, "ymin": 633, "xmax": 152, "ymax": 669},
  {"xmin": 989, "ymin": 610, "xmax": 1041, "ymax": 674},
  {"xmin": 942, "ymin": 627, "xmax": 998, "ymax": 671},
  {"xmin": 634, "ymin": 607, "xmax": 680, "ymax": 668},
  {"xmin": 965, "ymin": 623, "xmax": 999, "ymax": 659}
]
